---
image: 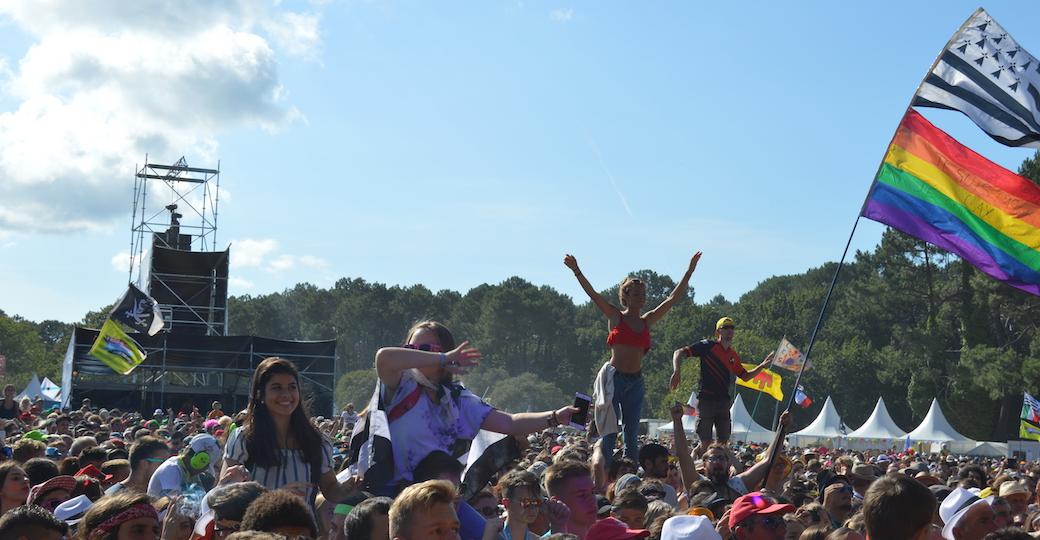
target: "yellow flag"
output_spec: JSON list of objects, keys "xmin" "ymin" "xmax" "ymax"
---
[
  {"xmin": 735, "ymin": 363, "xmax": 784, "ymax": 401},
  {"xmin": 1020, "ymin": 419, "xmax": 1040, "ymax": 442},
  {"xmin": 88, "ymin": 319, "xmax": 147, "ymax": 375}
]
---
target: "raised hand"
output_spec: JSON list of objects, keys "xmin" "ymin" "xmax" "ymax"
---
[
  {"xmin": 688, "ymin": 251, "xmax": 703, "ymax": 273},
  {"xmin": 669, "ymin": 401, "xmax": 684, "ymax": 422},
  {"xmin": 444, "ymin": 341, "xmax": 482, "ymax": 375},
  {"xmin": 563, "ymin": 254, "xmax": 580, "ymax": 272},
  {"xmin": 546, "ymin": 497, "xmax": 571, "ymax": 531},
  {"xmin": 554, "ymin": 406, "xmax": 580, "ymax": 427}
]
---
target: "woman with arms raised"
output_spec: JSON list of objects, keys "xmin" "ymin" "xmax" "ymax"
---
[
  {"xmin": 369, "ymin": 321, "xmax": 578, "ymax": 494},
  {"xmin": 564, "ymin": 251, "xmax": 701, "ymax": 462}
]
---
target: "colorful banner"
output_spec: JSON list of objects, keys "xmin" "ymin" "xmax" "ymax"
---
[
  {"xmin": 88, "ymin": 319, "xmax": 147, "ymax": 375},
  {"xmin": 773, "ymin": 337, "xmax": 809, "ymax": 372}
]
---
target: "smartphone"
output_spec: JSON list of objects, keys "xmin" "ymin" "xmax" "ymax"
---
[{"xmin": 570, "ymin": 392, "xmax": 591, "ymax": 430}]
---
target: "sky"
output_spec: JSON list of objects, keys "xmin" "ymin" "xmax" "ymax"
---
[{"xmin": 1, "ymin": 1, "xmax": 1039, "ymax": 324}]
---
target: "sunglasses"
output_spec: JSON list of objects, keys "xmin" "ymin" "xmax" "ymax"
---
[
  {"xmin": 478, "ymin": 505, "xmax": 502, "ymax": 518},
  {"xmin": 402, "ymin": 343, "xmax": 443, "ymax": 353},
  {"xmin": 519, "ymin": 498, "xmax": 544, "ymax": 508},
  {"xmin": 720, "ymin": 325, "xmax": 735, "ymax": 330}
]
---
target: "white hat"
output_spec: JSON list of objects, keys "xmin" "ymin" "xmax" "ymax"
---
[
  {"xmin": 940, "ymin": 487, "xmax": 990, "ymax": 540},
  {"xmin": 54, "ymin": 494, "xmax": 93, "ymax": 525},
  {"xmin": 661, "ymin": 515, "xmax": 723, "ymax": 540}
]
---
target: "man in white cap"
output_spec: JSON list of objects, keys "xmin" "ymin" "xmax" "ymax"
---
[
  {"xmin": 939, "ymin": 487, "xmax": 996, "ymax": 540},
  {"xmin": 147, "ymin": 433, "xmax": 222, "ymax": 497}
]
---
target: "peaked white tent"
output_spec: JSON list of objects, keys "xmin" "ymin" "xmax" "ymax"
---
[
  {"xmin": 790, "ymin": 396, "xmax": 846, "ymax": 447},
  {"xmin": 906, "ymin": 399, "xmax": 973, "ymax": 442},
  {"xmin": 16, "ymin": 374, "xmax": 61, "ymax": 405},
  {"xmin": 730, "ymin": 395, "xmax": 774, "ymax": 444},
  {"xmin": 847, "ymin": 397, "xmax": 907, "ymax": 448},
  {"xmin": 657, "ymin": 395, "xmax": 774, "ymax": 444}
]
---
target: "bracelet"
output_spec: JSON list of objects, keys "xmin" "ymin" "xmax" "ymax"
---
[
  {"xmin": 573, "ymin": 271, "xmax": 582, "ymax": 277},
  {"xmin": 550, "ymin": 410, "xmax": 559, "ymax": 426}
]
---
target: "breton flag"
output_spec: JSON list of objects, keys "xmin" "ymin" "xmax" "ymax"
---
[
  {"xmin": 794, "ymin": 386, "xmax": 813, "ymax": 408},
  {"xmin": 88, "ymin": 319, "xmax": 147, "ymax": 375},
  {"xmin": 460, "ymin": 430, "xmax": 520, "ymax": 501},
  {"xmin": 347, "ymin": 383, "xmax": 394, "ymax": 492},
  {"xmin": 772, "ymin": 337, "xmax": 810, "ymax": 373},
  {"xmin": 110, "ymin": 283, "xmax": 165, "ymax": 335},
  {"xmin": 1018, "ymin": 392, "xmax": 1040, "ymax": 442},
  {"xmin": 862, "ymin": 109, "xmax": 1040, "ymax": 296},
  {"xmin": 914, "ymin": 8, "xmax": 1040, "ymax": 148}
]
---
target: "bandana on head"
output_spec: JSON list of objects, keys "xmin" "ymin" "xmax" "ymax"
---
[
  {"xmin": 27, "ymin": 475, "xmax": 77, "ymax": 506},
  {"xmin": 88, "ymin": 503, "xmax": 158, "ymax": 539}
]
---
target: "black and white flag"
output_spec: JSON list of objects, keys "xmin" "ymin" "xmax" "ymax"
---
[
  {"xmin": 110, "ymin": 283, "xmax": 165, "ymax": 335},
  {"xmin": 914, "ymin": 8, "xmax": 1040, "ymax": 148}
]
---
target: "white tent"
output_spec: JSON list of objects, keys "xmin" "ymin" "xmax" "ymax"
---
[
  {"xmin": 15, "ymin": 374, "xmax": 62, "ymax": 405},
  {"xmin": 730, "ymin": 395, "xmax": 774, "ymax": 444},
  {"xmin": 657, "ymin": 395, "xmax": 774, "ymax": 444},
  {"xmin": 790, "ymin": 396, "xmax": 847, "ymax": 447},
  {"xmin": 906, "ymin": 398, "xmax": 974, "ymax": 452},
  {"xmin": 847, "ymin": 397, "xmax": 907, "ymax": 446},
  {"xmin": 966, "ymin": 441, "xmax": 1008, "ymax": 457}
]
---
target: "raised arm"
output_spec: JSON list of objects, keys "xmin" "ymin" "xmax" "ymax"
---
[
  {"xmin": 669, "ymin": 402, "xmax": 701, "ymax": 492},
  {"xmin": 644, "ymin": 251, "xmax": 701, "ymax": 326},
  {"xmin": 374, "ymin": 342, "xmax": 481, "ymax": 389},
  {"xmin": 737, "ymin": 352, "xmax": 775, "ymax": 382},
  {"xmin": 480, "ymin": 406, "xmax": 579, "ymax": 435},
  {"xmin": 735, "ymin": 411, "xmax": 791, "ymax": 490},
  {"xmin": 564, "ymin": 254, "xmax": 617, "ymax": 318}
]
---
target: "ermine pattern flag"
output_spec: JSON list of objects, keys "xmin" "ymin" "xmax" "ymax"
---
[{"xmin": 914, "ymin": 9, "xmax": 1040, "ymax": 148}]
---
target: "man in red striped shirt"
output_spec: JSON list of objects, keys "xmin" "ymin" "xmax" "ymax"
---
[{"xmin": 670, "ymin": 317, "xmax": 773, "ymax": 454}]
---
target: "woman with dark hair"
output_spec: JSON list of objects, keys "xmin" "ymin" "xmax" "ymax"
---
[
  {"xmin": 0, "ymin": 462, "xmax": 29, "ymax": 515},
  {"xmin": 220, "ymin": 357, "xmax": 358, "ymax": 508},
  {"xmin": 367, "ymin": 320, "xmax": 577, "ymax": 491},
  {"xmin": 564, "ymin": 252, "xmax": 701, "ymax": 461},
  {"xmin": 75, "ymin": 491, "xmax": 159, "ymax": 540}
]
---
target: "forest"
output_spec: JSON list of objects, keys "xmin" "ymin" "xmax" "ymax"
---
[{"xmin": 3, "ymin": 152, "xmax": 1038, "ymax": 442}]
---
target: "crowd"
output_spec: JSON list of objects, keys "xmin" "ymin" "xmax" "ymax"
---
[{"xmin": 0, "ymin": 254, "xmax": 1036, "ymax": 540}]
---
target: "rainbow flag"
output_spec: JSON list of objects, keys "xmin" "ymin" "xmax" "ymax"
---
[{"xmin": 862, "ymin": 109, "xmax": 1040, "ymax": 296}]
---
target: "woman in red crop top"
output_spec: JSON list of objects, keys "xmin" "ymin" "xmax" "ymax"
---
[{"xmin": 564, "ymin": 251, "xmax": 701, "ymax": 461}]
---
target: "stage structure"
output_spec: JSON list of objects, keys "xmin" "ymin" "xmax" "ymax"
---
[{"xmin": 62, "ymin": 157, "xmax": 337, "ymax": 413}]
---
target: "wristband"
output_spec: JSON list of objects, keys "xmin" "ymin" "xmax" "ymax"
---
[
  {"xmin": 551, "ymin": 410, "xmax": 559, "ymax": 426},
  {"xmin": 439, "ymin": 353, "xmax": 447, "ymax": 368}
]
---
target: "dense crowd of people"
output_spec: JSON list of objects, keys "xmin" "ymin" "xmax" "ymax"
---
[{"xmin": 0, "ymin": 255, "xmax": 1036, "ymax": 539}]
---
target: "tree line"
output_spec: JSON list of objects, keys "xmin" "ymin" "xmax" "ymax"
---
[{"xmin": 2, "ymin": 153, "xmax": 1038, "ymax": 442}]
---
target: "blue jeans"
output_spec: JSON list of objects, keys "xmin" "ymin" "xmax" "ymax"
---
[{"xmin": 601, "ymin": 371, "xmax": 644, "ymax": 463}]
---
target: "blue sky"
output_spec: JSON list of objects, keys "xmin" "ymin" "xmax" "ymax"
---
[{"xmin": 1, "ymin": 1, "xmax": 1039, "ymax": 324}]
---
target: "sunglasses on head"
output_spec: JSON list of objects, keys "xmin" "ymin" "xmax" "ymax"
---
[
  {"xmin": 720, "ymin": 325, "xmax": 735, "ymax": 330},
  {"xmin": 402, "ymin": 343, "xmax": 443, "ymax": 353}
]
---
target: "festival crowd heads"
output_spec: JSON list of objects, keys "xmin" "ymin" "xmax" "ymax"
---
[{"xmin": 0, "ymin": 252, "xmax": 1036, "ymax": 540}]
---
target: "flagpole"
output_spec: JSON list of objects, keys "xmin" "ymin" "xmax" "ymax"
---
[
  {"xmin": 784, "ymin": 7, "xmax": 983, "ymax": 416},
  {"xmin": 762, "ymin": 10, "xmax": 982, "ymax": 477}
]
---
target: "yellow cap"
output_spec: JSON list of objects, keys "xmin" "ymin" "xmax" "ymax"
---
[{"xmin": 716, "ymin": 317, "xmax": 735, "ymax": 331}]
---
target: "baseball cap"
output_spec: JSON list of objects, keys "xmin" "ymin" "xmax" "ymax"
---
[
  {"xmin": 615, "ymin": 473, "xmax": 642, "ymax": 494},
  {"xmin": 729, "ymin": 492, "xmax": 795, "ymax": 528},
  {"xmin": 22, "ymin": 429, "xmax": 46, "ymax": 441},
  {"xmin": 75, "ymin": 464, "xmax": 113, "ymax": 483},
  {"xmin": 587, "ymin": 517, "xmax": 650, "ymax": 540},
  {"xmin": 189, "ymin": 434, "xmax": 220, "ymax": 459},
  {"xmin": 662, "ymin": 515, "xmax": 723, "ymax": 540},
  {"xmin": 716, "ymin": 317, "xmax": 735, "ymax": 331}
]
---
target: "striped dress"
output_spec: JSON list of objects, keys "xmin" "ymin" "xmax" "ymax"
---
[{"xmin": 224, "ymin": 427, "xmax": 334, "ymax": 504}]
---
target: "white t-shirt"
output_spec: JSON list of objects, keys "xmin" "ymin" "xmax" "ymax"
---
[
  {"xmin": 223, "ymin": 427, "xmax": 334, "ymax": 504},
  {"xmin": 147, "ymin": 457, "xmax": 191, "ymax": 498},
  {"xmin": 381, "ymin": 371, "xmax": 492, "ymax": 483}
]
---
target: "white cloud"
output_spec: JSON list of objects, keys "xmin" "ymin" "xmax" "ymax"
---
[
  {"xmin": 111, "ymin": 250, "xmax": 131, "ymax": 272},
  {"xmin": 0, "ymin": 1, "xmax": 322, "ymax": 234},
  {"xmin": 550, "ymin": 8, "xmax": 574, "ymax": 21},
  {"xmin": 229, "ymin": 276, "xmax": 255, "ymax": 291},
  {"xmin": 267, "ymin": 253, "xmax": 329, "ymax": 272},
  {"xmin": 232, "ymin": 238, "xmax": 280, "ymax": 268}
]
